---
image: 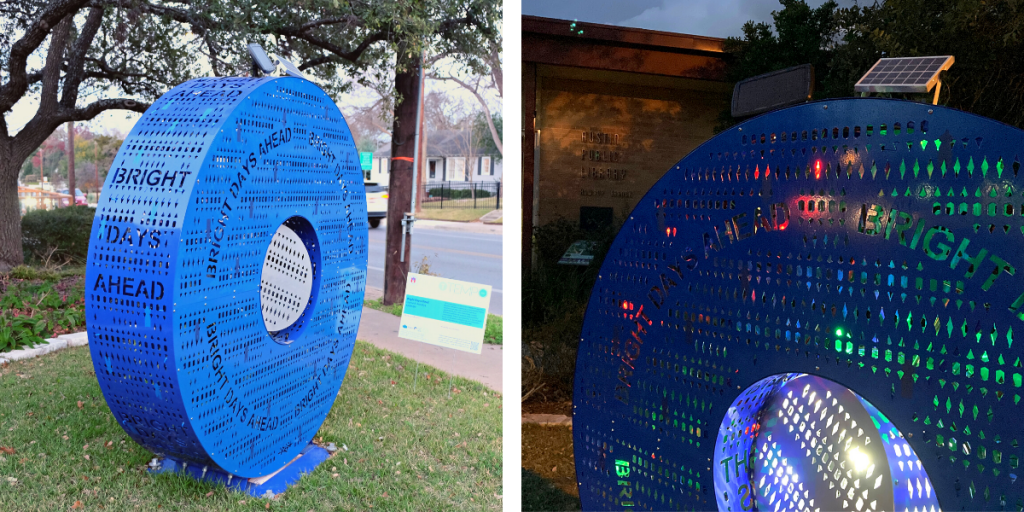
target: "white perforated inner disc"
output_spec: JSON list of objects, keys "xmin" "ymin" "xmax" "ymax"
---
[{"xmin": 260, "ymin": 224, "xmax": 313, "ymax": 332}]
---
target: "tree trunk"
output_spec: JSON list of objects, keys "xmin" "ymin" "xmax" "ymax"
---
[
  {"xmin": 0, "ymin": 142, "xmax": 24, "ymax": 270},
  {"xmin": 382, "ymin": 53, "xmax": 422, "ymax": 306}
]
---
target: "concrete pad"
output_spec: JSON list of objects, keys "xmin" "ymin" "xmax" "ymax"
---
[
  {"xmin": 4, "ymin": 337, "xmax": 72, "ymax": 361},
  {"xmin": 364, "ymin": 286, "xmax": 384, "ymax": 301},
  {"xmin": 521, "ymin": 414, "xmax": 572, "ymax": 427},
  {"xmin": 479, "ymin": 210, "xmax": 503, "ymax": 223},
  {"xmin": 41, "ymin": 338, "xmax": 69, "ymax": 353},
  {"xmin": 59, "ymin": 331, "xmax": 89, "ymax": 347},
  {"xmin": 356, "ymin": 307, "xmax": 502, "ymax": 393},
  {"xmin": 7, "ymin": 345, "xmax": 46, "ymax": 361}
]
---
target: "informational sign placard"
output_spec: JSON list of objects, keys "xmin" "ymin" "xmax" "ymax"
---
[
  {"xmin": 557, "ymin": 240, "xmax": 597, "ymax": 266},
  {"xmin": 399, "ymin": 273, "xmax": 491, "ymax": 354},
  {"xmin": 359, "ymin": 152, "xmax": 373, "ymax": 171}
]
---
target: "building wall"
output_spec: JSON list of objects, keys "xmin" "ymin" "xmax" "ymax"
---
[
  {"xmin": 536, "ymin": 71, "xmax": 730, "ymax": 226},
  {"xmin": 371, "ymin": 155, "xmax": 501, "ymax": 184}
]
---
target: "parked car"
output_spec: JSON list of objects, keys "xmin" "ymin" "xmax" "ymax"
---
[
  {"xmin": 58, "ymin": 188, "xmax": 87, "ymax": 205},
  {"xmin": 365, "ymin": 181, "xmax": 388, "ymax": 228}
]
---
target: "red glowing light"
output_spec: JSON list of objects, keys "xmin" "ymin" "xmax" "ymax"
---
[{"xmin": 815, "ymin": 160, "xmax": 822, "ymax": 179}]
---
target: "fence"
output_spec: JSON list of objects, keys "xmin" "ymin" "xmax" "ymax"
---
[{"xmin": 421, "ymin": 181, "xmax": 501, "ymax": 210}]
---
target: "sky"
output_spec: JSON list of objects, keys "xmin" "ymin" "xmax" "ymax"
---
[{"xmin": 522, "ymin": 0, "xmax": 857, "ymax": 39}]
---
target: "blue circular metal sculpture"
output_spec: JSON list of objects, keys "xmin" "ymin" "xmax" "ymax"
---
[
  {"xmin": 85, "ymin": 76, "xmax": 367, "ymax": 477},
  {"xmin": 574, "ymin": 98, "xmax": 1024, "ymax": 511}
]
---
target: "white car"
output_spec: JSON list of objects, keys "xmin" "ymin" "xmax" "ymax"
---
[{"xmin": 365, "ymin": 181, "xmax": 388, "ymax": 228}]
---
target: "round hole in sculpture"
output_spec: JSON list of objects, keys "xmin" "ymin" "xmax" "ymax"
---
[
  {"xmin": 259, "ymin": 216, "xmax": 321, "ymax": 344},
  {"xmin": 714, "ymin": 373, "xmax": 939, "ymax": 512}
]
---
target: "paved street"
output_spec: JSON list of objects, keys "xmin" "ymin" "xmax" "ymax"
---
[{"xmin": 366, "ymin": 223, "xmax": 504, "ymax": 315}]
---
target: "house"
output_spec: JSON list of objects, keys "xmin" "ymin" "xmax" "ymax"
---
[
  {"xmin": 18, "ymin": 186, "xmax": 72, "ymax": 214},
  {"xmin": 366, "ymin": 130, "xmax": 502, "ymax": 184}
]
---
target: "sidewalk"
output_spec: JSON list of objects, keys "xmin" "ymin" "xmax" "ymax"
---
[
  {"xmin": 356, "ymin": 307, "xmax": 502, "ymax": 392},
  {"xmin": 378, "ymin": 217, "xmax": 502, "ymax": 235},
  {"xmin": 359, "ymin": 287, "xmax": 501, "ymax": 392}
]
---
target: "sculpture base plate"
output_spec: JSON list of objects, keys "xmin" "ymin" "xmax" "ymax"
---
[{"xmin": 148, "ymin": 443, "xmax": 331, "ymax": 498}]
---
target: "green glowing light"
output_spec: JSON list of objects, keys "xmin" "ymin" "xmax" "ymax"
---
[{"xmin": 835, "ymin": 328, "xmax": 844, "ymax": 336}]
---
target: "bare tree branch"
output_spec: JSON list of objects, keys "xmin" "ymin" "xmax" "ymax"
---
[
  {"xmin": 486, "ymin": 43, "xmax": 501, "ymax": 98},
  {"xmin": 65, "ymin": 97, "xmax": 149, "ymax": 122},
  {"xmin": 429, "ymin": 73, "xmax": 501, "ymax": 155},
  {"xmin": 60, "ymin": 5, "xmax": 104, "ymax": 108},
  {"xmin": 38, "ymin": 15, "xmax": 72, "ymax": 116},
  {"xmin": 299, "ymin": 15, "xmax": 364, "ymax": 32},
  {"xmin": 290, "ymin": 29, "xmax": 390, "ymax": 67},
  {"xmin": 0, "ymin": 0, "xmax": 92, "ymax": 114}
]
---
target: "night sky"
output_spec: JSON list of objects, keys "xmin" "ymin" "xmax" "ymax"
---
[{"xmin": 522, "ymin": 0, "xmax": 859, "ymax": 39}]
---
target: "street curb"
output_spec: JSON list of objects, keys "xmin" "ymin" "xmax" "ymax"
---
[
  {"xmin": 522, "ymin": 414, "xmax": 572, "ymax": 427},
  {"xmin": 1, "ymin": 331, "xmax": 89, "ymax": 364}
]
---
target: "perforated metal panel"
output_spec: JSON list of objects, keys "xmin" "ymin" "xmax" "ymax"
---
[
  {"xmin": 574, "ymin": 98, "xmax": 1024, "ymax": 511},
  {"xmin": 261, "ymin": 224, "xmax": 314, "ymax": 332},
  {"xmin": 85, "ymin": 76, "xmax": 368, "ymax": 478}
]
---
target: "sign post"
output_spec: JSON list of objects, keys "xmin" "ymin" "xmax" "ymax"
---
[{"xmin": 359, "ymin": 152, "xmax": 373, "ymax": 180}]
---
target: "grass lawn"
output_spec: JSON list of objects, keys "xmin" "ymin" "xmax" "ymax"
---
[
  {"xmin": 416, "ymin": 208, "xmax": 494, "ymax": 222},
  {"xmin": 0, "ymin": 342, "xmax": 502, "ymax": 511},
  {"xmin": 363, "ymin": 299, "xmax": 503, "ymax": 345}
]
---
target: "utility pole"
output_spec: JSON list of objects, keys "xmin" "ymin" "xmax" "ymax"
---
[
  {"xmin": 382, "ymin": 51, "xmax": 425, "ymax": 305},
  {"xmin": 66, "ymin": 121, "xmax": 75, "ymax": 206},
  {"xmin": 415, "ymin": 85, "xmax": 426, "ymax": 215}
]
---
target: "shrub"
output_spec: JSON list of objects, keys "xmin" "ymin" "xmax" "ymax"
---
[
  {"xmin": 21, "ymin": 206, "xmax": 95, "ymax": 265},
  {"xmin": 522, "ymin": 217, "xmax": 620, "ymax": 400},
  {"xmin": 0, "ymin": 268, "xmax": 87, "ymax": 352},
  {"xmin": 7, "ymin": 264, "xmax": 85, "ymax": 281},
  {"xmin": 0, "ymin": 314, "xmax": 47, "ymax": 352}
]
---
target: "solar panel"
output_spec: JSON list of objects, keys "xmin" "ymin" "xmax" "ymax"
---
[
  {"xmin": 731, "ymin": 63, "xmax": 814, "ymax": 118},
  {"xmin": 854, "ymin": 55, "xmax": 954, "ymax": 93}
]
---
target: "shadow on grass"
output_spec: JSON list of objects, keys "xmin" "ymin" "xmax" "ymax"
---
[{"xmin": 522, "ymin": 468, "xmax": 581, "ymax": 511}]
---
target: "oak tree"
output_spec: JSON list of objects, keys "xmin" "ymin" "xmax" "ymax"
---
[
  {"xmin": 248, "ymin": 0, "xmax": 500, "ymax": 304},
  {"xmin": 0, "ymin": 0, "xmax": 241, "ymax": 270}
]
